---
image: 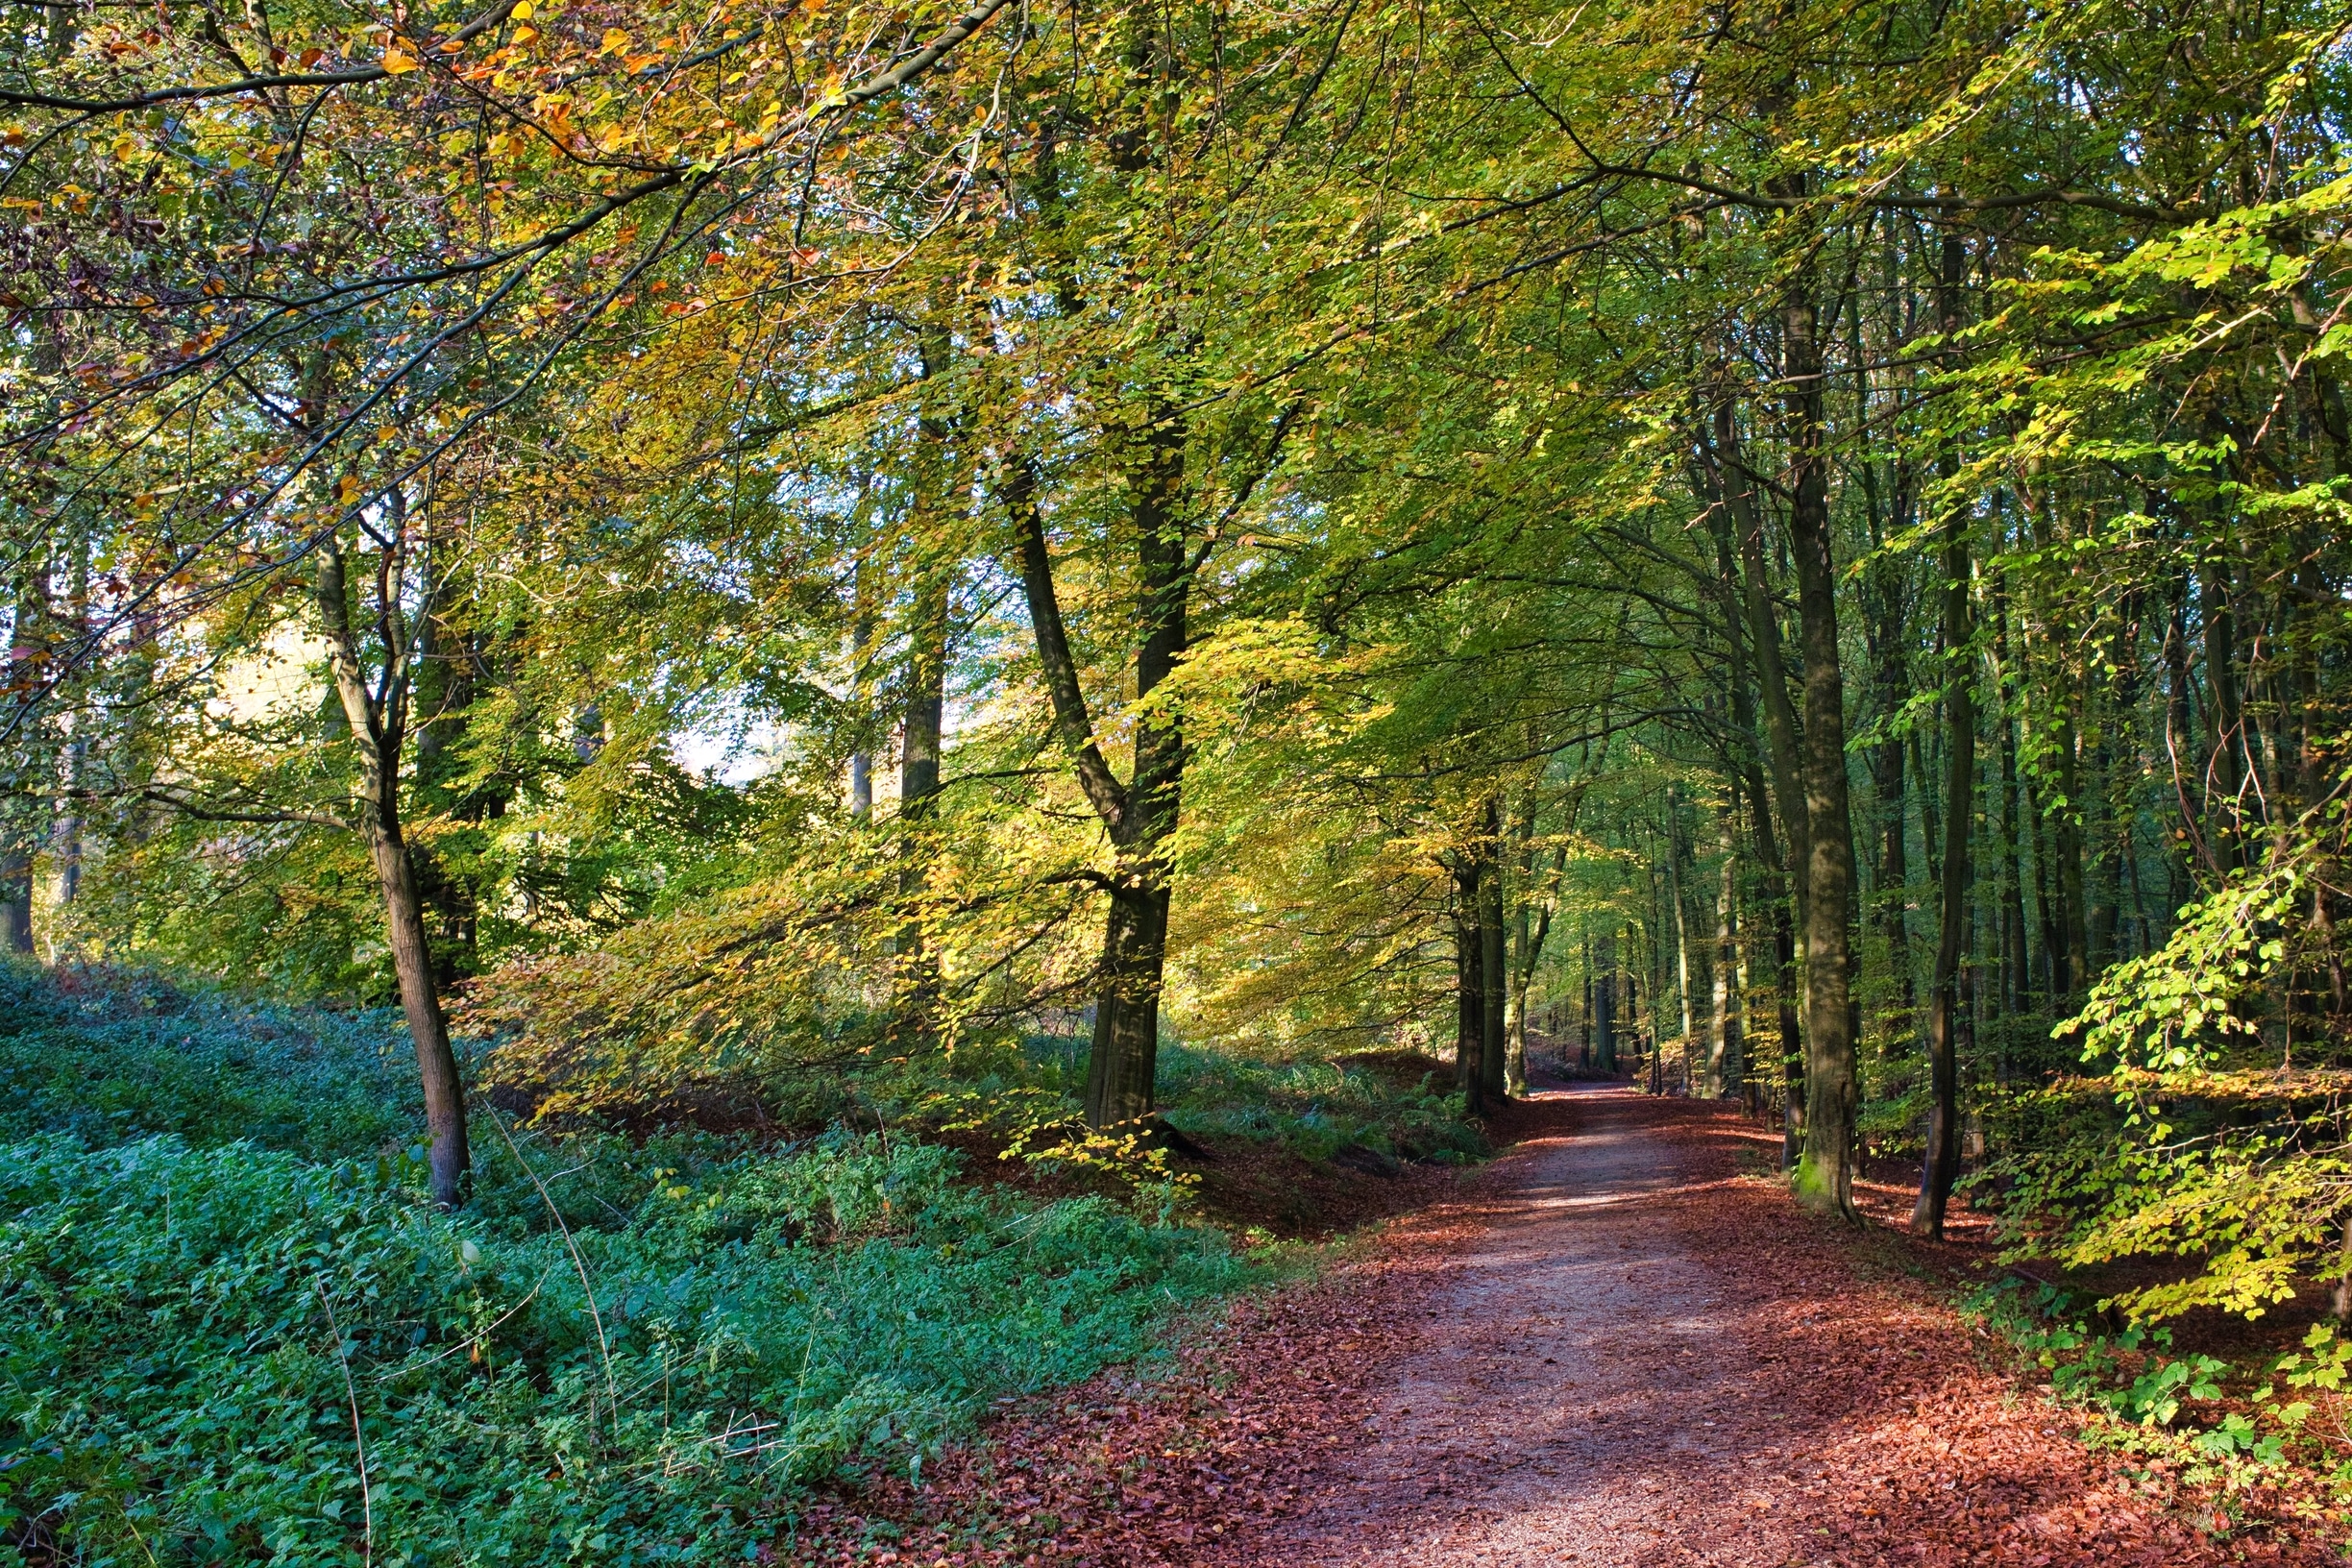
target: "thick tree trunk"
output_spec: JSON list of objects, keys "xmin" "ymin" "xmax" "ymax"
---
[
  {"xmin": 1783, "ymin": 275, "xmax": 1861, "ymax": 1222},
  {"xmin": 1085, "ymin": 883, "xmax": 1171, "ymax": 1126}
]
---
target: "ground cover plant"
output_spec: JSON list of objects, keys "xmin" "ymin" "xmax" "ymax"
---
[{"xmin": 0, "ymin": 964, "xmax": 1338, "ymax": 1565}]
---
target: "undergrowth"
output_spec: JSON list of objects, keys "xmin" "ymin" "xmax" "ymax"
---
[
  {"xmin": 1963, "ymin": 1276, "xmax": 2352, "ymax": 1533},
  {"xmin": 0, "ymin": 965, "xmax": 1328, "ymax": 1565}
]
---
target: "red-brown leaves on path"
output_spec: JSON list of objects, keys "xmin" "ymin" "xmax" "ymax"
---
[{"xmin": 773, "ymin": 1090, "xmax": 2343, "ymax": 1567}]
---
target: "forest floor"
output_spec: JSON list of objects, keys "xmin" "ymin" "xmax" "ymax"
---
[{"xmin": 779, "ymin": 1087, "xmax": 2340, "ymax": 1567}]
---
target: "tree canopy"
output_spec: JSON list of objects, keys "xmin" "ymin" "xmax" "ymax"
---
[{"xmin": 9, "ymin": 0, "xmax": 2352, "ymax": 1304}]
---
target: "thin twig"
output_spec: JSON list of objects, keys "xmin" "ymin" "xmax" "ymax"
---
[
  {"xmin": 313, "ymin": 1280, "xmax": 375, "ymax": 1568},
  {"xmin": 481, "ymin": 1105, "xmax": 623, "ymax": 1425}
]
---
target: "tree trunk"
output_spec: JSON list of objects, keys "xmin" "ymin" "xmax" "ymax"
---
[
  {"xmin": 894, "ymin": 567, "xmax": 949, "ymax": 1037},
  {"xmin": 1480, "ymin": 799, "xmax": 1508, "ymax": 1107},
  {"xmin": 1594, "ymin": 932, "xmax": 1618, "ymax": 1073},
  {"xmin": 1915, "ymin": 234, "xmax": 1973, "ymax": 1238},
  {"xmin": 848, "ymin": 481, "xmax": 878, "ymax": 821},
  {"xmin": 1783, "ymin": 269, "xmax": 1861, "ymax": 1222},
  {"xmin": 1720, "ymin": 403, "xmax": 1811, "ymax": 920},
  {"xmin": 1708, "ymin": 811, "xmax": 1742, "ymax": 1097},
  {"xmin": 1086, "ymin": 883, "xmax": 1171, "ymax": 1126},
  {"xmin": 1456, "ymin": 866, "xmax": 1486, "ymax": 1108},
  {"xmin": 1505, "ymin": 900, "xmax": 1532, "ymax": 1097},
  {"xmin": 1703, "ymin": 453, "xmax": 1806, "ymax": 1151},
  {"xmin": 1001, "ymin": 387, "xmax": 1190, "ymax": 1130},
  {"xmin": 316, "ymin": 533, "xmax": 470, "ymax": 1208},
  {"xmin": 2, "ymin": 557, "xmax": 48, "ymax": 955},
  {"xmin": 1669, "ymin": 792, "xmax": 1698, "ymax": 1091}
]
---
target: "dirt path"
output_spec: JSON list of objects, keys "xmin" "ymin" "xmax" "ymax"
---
[
  {"xmin": 781, "ymin": 1088, "xmax": 2331, "ymax": 1567},
  {"xmin": 1249, "ymin": 1086, "xmax": 2315, "ymax": 1567},
  {"xmin": 1262, "ymin": 1084, "xmax": 1768, "ymax": 1565}
]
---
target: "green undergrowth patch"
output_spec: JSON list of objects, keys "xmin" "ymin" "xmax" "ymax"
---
[
  {"xmin": 0, "ymin": 960, "xmax": 420, "ymax": 1161},
  {"xmin": 1962, "ymin": 1276, "xmax": 2352, "ymax": 1534},
  {"xmin": 1150, "ymin": 1041, "xmax": 1483, "ymax": 1164},
  {"xmin": 0, "ymin": 965, "xmax": 1274, "ymax": 1564}
]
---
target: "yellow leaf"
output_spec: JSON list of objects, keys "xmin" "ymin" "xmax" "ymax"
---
[
  {"xmin": 511, "ymin": 25, "xmax": 538, "ymax": 44},
  {"xmin": 381, "ymin": 46, "xmax": 420, "ymax": 73},
  {"xmin": 599, "ymin": 28, "xmax": 630, "ymax": 56},
  {"xmin": 510, "ymin": 0, "xmax": 534, "ymax": 16}
]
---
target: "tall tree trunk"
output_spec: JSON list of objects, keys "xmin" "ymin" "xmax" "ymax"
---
[
  {"xmin": 1709, "ymin": 810, "xmax": 1743, "ymax": 1096},
  {"xmin": 53, "ymin": 524, "xmax": 88, "ymax": 915},
  {"xmin": 1719, "ymin": 404, "xmax": 1812, "ymax": 920},
  {"xmin": 1783, "ymin": 261, "xmax": 1861, "ymax": 1222},
  {"xmin": 1480, "ymin": 815, "xmax": 1508, "ymax": 1108},
  {"xmin": 1000, "ymin": 402, "xmax": 1191, "ymax": 1131},
  {"xmin": 1, "ymin": 552, "xmax": 48, "ymax": 954},
  {"xmin": 895, "ymin": 328, "xmax": 957, "ymax": 1037},
  {"xmin": 1669, "ymin": 790, "xmax": 1698, "ymax": 1090},
  {"xmin": 1704, "ymin": 399, "xmax": 1804, "ymax": 1158},
  {"xmin": 2201, "ymin": 562, "xmax": 2247, "ymax": 872},
  {"xmin": 1504, "ymin": 807, "xmax": 1556, "ymax": 1098},
  {"xmin": 1082, "ymin": 406, "xmax": 1190, "ymax": 1129},
  {"xmin": 316, "ymin": 532, "xmax": 470, "ymax": 1208},
  {"xmin": 1594, "ymin": 931, "xmax": 1618, "ymax": 1073},
  {"xmin": 1915, "ymin": 234, "xmax": 1973, "ymax": 1238},
  {"xmin": 1993, "ymin": 575, "xmax": 2031, "ymax": 1026},
  {"xmin": 1456, "ymin": 863, "xmax": 1486, "ymax": 1108},
  {"xmin": 894, "ymin": 571, "xmax": 949, "ymax": 1033},
  {"xmin": 848, "ymin": 479, "xmax": 878, "ymax": 822}
]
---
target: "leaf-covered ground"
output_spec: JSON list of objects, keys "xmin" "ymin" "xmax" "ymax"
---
[{"xmin": 772, "ymin": 1088, "xmax": 2342, "ymax": 1566}]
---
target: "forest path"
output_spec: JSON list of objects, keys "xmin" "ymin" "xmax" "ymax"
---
[
  {"xmin": 1244, "ymin": 1086, "xmax": 2297, "ymax": 1568},
  {"xmin": 782, "ymin": 1090, "xmax": 2321, "ymax": 1567},
  {"xmin": 1259, "ymin": 1084, "xmax": 1763, "ymax": 1566}
]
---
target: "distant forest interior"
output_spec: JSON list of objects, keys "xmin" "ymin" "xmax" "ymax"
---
[{"xmin": 8, "ymin": 0, "xmax": 2352, "ymax": 1562}]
